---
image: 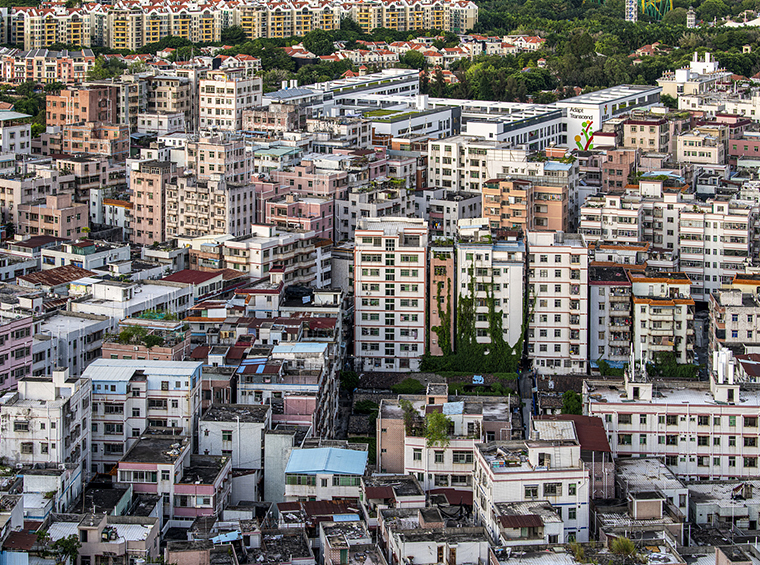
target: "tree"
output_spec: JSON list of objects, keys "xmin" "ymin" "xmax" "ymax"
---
[
  {"xmin": 43, "ymin": 82, "xmax": 65, "ymax": 94},
  {"xmin": 303, "ymin": 29, "xmax": 335, "ymax": 56},
  {"xmin": 561, "ymin": 390, "xmax": 582, "ymax": 415},
  {"xmin": 391, "ymin": 378, "xmax": 424, "ymax": 395},
  {"xmin": 660, "ymin": 93, "xmax": 678, "ymax": 109},
  {"xmin": 401, "ymin": 49, "xmax": 427, "ymax": 69},
  {"xmin": 143, "ymin": 335, "xmax": 165, "ymax": 349},
  {"xmin": 340, "ymin": 370, "xmax": 359, "ymax": 391},
  {"xmin": 424, "ymin": 411, "xmax": 451, "ymax": 447},
  {"xmin": 221, "ymin": 25, "xmax": 248, "ymax": 45},
  {"xmin": 662, "ymin": 6, "xmax": 688, "ymax": 24},
  {"xmin": 51, "ymin": 535, "xmax": 81, "ymax": 565}
]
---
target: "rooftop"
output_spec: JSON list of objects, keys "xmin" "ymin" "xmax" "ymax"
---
[
  {"xmin": 162, "ymin": 269, "xmax": 222, "ymax": 285},
  {"xmin": 17, "ymin": 265, "xmax": 95, "ymax": 287},
  {"xmin": 363, "ymin": 475, "xmax": 424, "ymax": 499},
  {"xmin": 120, "ymin": 436, "xmax": 190, "ymax": 464},
  {"xmin": 201, "ymin": 404, "xmax": 270, "ymax": 423},
  {"xmin": 285, "ymin": 447, "xmax": 368, "ymax": 476}
]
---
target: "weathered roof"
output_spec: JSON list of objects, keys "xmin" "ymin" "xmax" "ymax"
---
[{"xmin": 285, "ymin": 448, "xmax": 367, "ymax": 476}]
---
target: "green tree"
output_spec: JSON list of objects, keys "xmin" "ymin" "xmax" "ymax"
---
[
  {"xmin": 221, "ymin": 25, "xmax": 248, "ymax": 45},
  {"xmin": 52, "ymin": 535, "xmax": 81, "ymax": 565},
  {"xmin": 303, "ymin": 29, "xmax": 335, "ymax": 56},
  {"xmin": 143, "ymin": 335, "xmax": 165, "ymax": 348},
  {"xmin": 660, "ymin": 93, "xmax": 678, "ymax": 109},
  {"xmin": 698, "ymin": 0, "xmax": 729, "ymax": 21},
  {"xmin": 401, "ymin": 49, "xmax": 426, "ymax": 69},
  {"xmin": 662, "ymin": 6, "xmax": 688, "ymax": 24},
  {"xmin": 391, "ymin": 378, "xmax": 424, "ymax": 395},
  {"xmin": 43, "ymin": 82, "xmax": 65, "ymax": 94},
  {"xmin": 424, "ymin": 411, "xmax": 451, "ymax": 447},
  {"xmin": 561, "ymin": 390, "xmax": 582, "ymax": 415},
  {"xmin": 340, "ymin": 370, "xmax": 360, "ymax": 391}
]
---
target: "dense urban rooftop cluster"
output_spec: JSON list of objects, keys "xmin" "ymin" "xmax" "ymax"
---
[{"xmin": 2, "ymin": 18, "xmax": 760, "ymax": 565}]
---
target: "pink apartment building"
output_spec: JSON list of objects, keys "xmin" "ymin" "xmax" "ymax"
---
[
  {"xmin": 117, "ymin": 436, "xmax": 231, "ymax": 520},
  {"xmin": 265, "ymin": 194, "xmax": 334, "ymax": 241},
  {"xmin": 17, "ymin": 193, "xmax": 88, "ymax": 239},
  {"xmin": 130, "ymin": 160, "xmax": 175, "ymax": 246},
  {"xmin": 270, "ymin": 160, "xmax": 348, "ymax": 199},
  {"xmin": 0, "ymin": 313, "xmax": 33, "ymax": 391},
  {"xmin": 46, "ymin": 86, "xmax": 119, "ymax": 129}
]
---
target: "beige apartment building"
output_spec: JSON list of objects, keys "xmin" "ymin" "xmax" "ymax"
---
[{"xmin": 677, "ymin": 129, "xmax": 726, "ymax": 165}]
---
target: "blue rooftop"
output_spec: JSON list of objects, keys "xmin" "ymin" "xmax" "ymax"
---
[
  {"xmin": 285, "ymin": 447, "xmax": 368, "ymax": 476},
  {"xmin": 544, "ymin": 161, "xmax": 573, "ymax": 171}
]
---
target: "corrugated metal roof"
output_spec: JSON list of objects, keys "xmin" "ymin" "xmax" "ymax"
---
[
  {"xmin": 498, "ymin": 514, "xmax": 543, "ymax": 529},
  {"xmin": 285, "ymin": 448, "xmax": 367, "ymax": 476},
  {"xmin": 272, "ymin": 343, "xmax": 327, "ymax": 354}
]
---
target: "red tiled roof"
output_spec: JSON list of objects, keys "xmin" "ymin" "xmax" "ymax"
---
[
  {"xmin": 163, "ymin": 269, "xmax": 221, "ymax": 285},
  {"xmin": 536, "ymin": 414, "xmax": 611, "ymax": 453},
  {"xmin": 18, "ymin": 265, "xmax": 95, "ymax": 287},
  {"xmin": 190, "ymin": 345, "xmax": 210, "ymax": 359},
  {"xmin": 498, "ymin": 514, "xmax": 544, "ymax": 529},
  {"xmin": 4, "ymin": 532, "xmax": 37, "ymax": 551},
  {"xmin": 365, "ymin": 486, "xmax": 394, "ymax": 499},
  {"xmin": 430, "ymin": 488, "xmax": 472, "ymax": 505}
]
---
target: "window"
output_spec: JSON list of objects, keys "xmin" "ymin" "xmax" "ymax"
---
[
  {"xmin": 619, "ymin": 414, "xmax": 632, "ymax": 425},
  {"xmin": 618, "ymin": 434, "xmax": 632, "ymax": 445},
  {"xmin": 745, "ymin": 457, "xmax": 758, "ymax": 468},
  {"xmin": 568, "ymin": 508, "xmax": 576, "ymax": 520},
  {"xmin": 568, "ymin": 483, "xmax": 576, "ymax": 496},
  {"xmin": 730, "ymin": 436, "xmax": 737, "ymax": 446},
  {"xmin": 20, "ymin": 443, "xmax": 32, "ymax": 454},
  {"xmin": 13, "ymin": 421, "xmax": 28, "ymax": 432},
  {"xmin": 222, "ymin": 430, "xmax": 232, "ymax": 442},
  {"xmin": 434, "ymin": 451, "xmax": 444, "ymax": 464},
  {"xmin": 746, "ymin": 417, "xmax": 758, "ymax": 428},
  {"xmin": 525, "ymin": 485, "xmax": 538, "ymax": 498},
  {"xmin": 543, "ymin": 483, "xmax": 562, "ymax": 496},
  {"xmin": 162, "ymin": 470, "xmax": 170, "ymax": 481},
  {"xmin": 745, "ymin": 437, "xmax": 757, "ymax": 447},
  {"xmin": 698, "ymin": 415, "xmax": 709, "ymax": 426},
  {"xmin": 413, "ymin": 448, "xmax": 422, "ymax": 461},
  {"xmin": 640, "ymin": 414, "xmax": 647, "ymax": 424},
  {"xmin": 452, "ymin": 451, "xmax": 473, "ymax": 464}
]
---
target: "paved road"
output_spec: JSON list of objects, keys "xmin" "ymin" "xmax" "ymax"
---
[{"xmin": 518, "ymin": 370, "xmax": 534, "ymax": 439}]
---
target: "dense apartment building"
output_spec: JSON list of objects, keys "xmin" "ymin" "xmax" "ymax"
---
[
  {"xmin": 82, "ymin": 359, "xmax": 202, "ymax": 475},
  {"xmin": 630, "ymin": 271, "xmax": 694, "ymax": 365},
  {"xmin": 456, "ymin": 221, "xmax": 525, "ymax": 350},
  {"xmin": 129, "ymin": 159, "xmax": 176, "ymax": 246},
  {"xmin": 0, "ymin": 313, "xmax": 33, "ymax": 392},
  {"xmin": 17, "ymin": 193, "xmax": 88, "ymax": 240},
  {"xmin": 376, "ymin": 384, "xmax": 518, "ymax": 491},
  {"xmin": 586, "ymin": 349, "xmax": 760, "ymax": 480},
  {"xmin": 527, "ymin": 231, "xmax": 588, "ymax": 375},
  {"xmin": 473, "ymin": 419, "xmax": 591, "ymax": 543},
  {"xmin": 38, "ymin": 121, "xmax": 129, "ymax": 161},
  {"xmin": 0, "ymin": 368, "xmax": 90, "ymax": 496},
  {"xmin": 198, "ymin": 70, "xmax": 262, "ymax": 132},
  {"xmin": 222, "ymin": 225, "xmax": 332, "ymax": 287},
  {"xmin": 589, "ymin": 264, "xmax": 632, "ymax": 364},
  {"xmin": 45, "ymin": 85, "xmax": 118, "ymax": 128},
  {"xmin": 354, "ymin": 217, "xmax": 428, "ymax": 372},
  {"xmin": 579, "ymin": 193, "xmax": 642, "ymax": 244},
  {"xmin": 482, "ymin": 179, "xmax": 532, "ymax": 231},
  {"xmin": 0, "ymin": 48, "xmax": 96, "ymax": 84},
  {"xmin": 709, "ymin": 284, "xmax": 760, "ymax": 355}
]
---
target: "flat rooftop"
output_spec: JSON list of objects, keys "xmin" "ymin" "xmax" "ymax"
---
[
  {"xmin": 121, "ymin": 436, "xmax": 190, "ymax": 465},
  {"xmin": 201, "ymin": 404, "xmax": 270, "ymax": 423},
  {"xmin": 616, "ymin": 458, "xmax": 686, "ymax": 494},
  {"xmin": 587, "ymin": 380, "xmax": 760, "ymax": 407},
  {"xmin": 363, "ymin": 475, "xmax": 424, "ymax": 498}
]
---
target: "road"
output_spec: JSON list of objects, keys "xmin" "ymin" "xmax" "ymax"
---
[{"xmin": 518, "ymin": 370, "xmax": 534, "ymax": 439}]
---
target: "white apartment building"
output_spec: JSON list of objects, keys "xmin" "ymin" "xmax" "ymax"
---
[
  {"xmin": 70, "ymin": 280, "xmax": 192, "ymax": 328},
  {"xmin": 527, "ymin": 231, "xmax": 588, "ymax": 375},
  {"xmin": 81, "ymin": 359, "xmax": 202, "ymax": 475},
  {"xmin": 40, "ymin": 240, "xmax": 131, "ymax": 270},
  {"xmin": 578, "ymin": 193, "xmax": 643, "ymax": 244},
  {"xmin": 38, "ymin": 312, "xmax": 111, "ymax": 378},
  {"xmin": 354, "ymin": 217, "xmax": 428, "ymax": 372},
  {"xmin": 0, "ymin": 369, "xmax": 90, "ymax": 494},
  {"xmin": 585, "ymin": 349, "xmax": 760, "ymax": 480},
  {"xmin": 473, "ymin": 419, "xmax": 591, "ymax": 543},
  {"xmin": 222, "ymin": 225, "xmax": 331, "ymax": 288},
  {"xmin": 630, "ymin": 271, "xmax": 695, "ymax": 364},
  {"xmin": 198, "ymin": 404, "xmax": 271, "ymax": 504},
  {"xmin": 198, "ymin": 70, "xmax": 262, "ymax": 132},
  {"xmin": 284, "ymin": 446, "xmax": 368, "ymax": 502},
  {"xmin": 457, "ymin": 222, "xmax": 525, "ymax": 349},
  {"xmin": 336, "ymin": 185, "xmax": 415, "ymax": 243},
  {"xmin": 677, "ymin": 130, "xmax": 726, "ymax": 165},
  {"xmin": 679, "ymin": 199, "xmax": 757, "ymax": 300},
  {"xmin": 0, "ymin": 111, "xmax": 32, "ymax": 155},
  {"xmin": 416, "ymin": 189, "xmax": 482, "ymax": 238}
]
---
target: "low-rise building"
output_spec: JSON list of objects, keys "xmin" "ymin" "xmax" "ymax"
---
[
  {"xmin": 199, "ymin": 404, "xmax": 271, "ymax": 504},
  {"xmin": 101, "ymin": 317, "xmax": 192, "ymax": 361},
  {"xmin": 38, "ymin": 311, "xmax": 109, "ymax": 378},
  {"xmin": 17, "ymin": 194, "xmax": 88, "ymax": 240},
  {"xmin": 284, "ymin": 445, "xmax": 368, "ymax": 502},
  {"xmin": 0, "ymin": 312, "xmax": 33, "ymax": 391},
  {"xmin": 41, "ymin": 240, "xmax": 130, "ymax": 270}
]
